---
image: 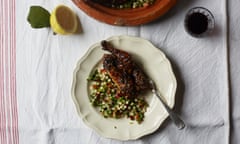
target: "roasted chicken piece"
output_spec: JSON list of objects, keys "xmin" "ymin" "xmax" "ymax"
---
[
  {"xmin": 103, "ymin": 54, "xmax": 137, "ymax": 98},
  {"xmin": 103, "ymin": 54, "xmax": 136, "ymax": 98},
  {"xmin": 102, "ymin": 40, "xmax": 132, "ymax": 72},
  {"xmin": 101, "ymin": 40, "xmax": 151, "ymax": 98}
]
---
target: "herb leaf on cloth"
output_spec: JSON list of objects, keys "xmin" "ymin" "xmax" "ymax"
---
[{"xmin": 27, "ymin": 6, "xmax": 50, "ymax": 28}]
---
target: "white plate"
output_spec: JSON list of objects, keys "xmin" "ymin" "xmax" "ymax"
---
[{"xmin": 71, "ymin": 35, "xmax": 177, "ymax": 140}]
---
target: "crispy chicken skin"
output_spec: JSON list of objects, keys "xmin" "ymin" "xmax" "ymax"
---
[
  {"xmin": 101, "ymin": 40, "xmax": 151, "ymax": 98},
  {"xmin": 102, "ymin": 40, "xmax": 132, "ymax": 72},
  {"xmin": 103, "ymin": 54, "xmax": 136, "ymax": 98}
]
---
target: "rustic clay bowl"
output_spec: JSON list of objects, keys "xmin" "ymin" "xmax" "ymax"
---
[{"xmin": 72, "ymin": 0, "xmax": 177, "ymax": 26}]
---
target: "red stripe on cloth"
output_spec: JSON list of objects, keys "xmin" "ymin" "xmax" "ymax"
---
[
  {"xmin": 0, "ymin": 4, "xmax": 5, "ymax": 142},
  {"xmin": 6, "ymin": 1, "xmax": 14, "ymax": 143},
  {"xmin": 12, "ymin": 0, "xmax": 19, "ymax": 143},
  {"xmin": 0, "ymin": 0, "xmax": 19, "ymax": 143},
  {"xmin": 9, "ymin": 1, "xmax": 14, "ymax": 143},
  {"xmin": 0, "ymin": 1, "xmax": 4, "ymax": 143},
  {"xmin": 10, "ymin": 0, "xmax": 19, "ymax": 143},
  {"xmin": 4, "ymin": 1, "xmax": 12, "ymax": 143},
  {"xmin": 2, "ymin": 1, "xmax": 7, "ymax": 143}
]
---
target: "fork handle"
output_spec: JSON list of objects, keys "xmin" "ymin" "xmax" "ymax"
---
[{"xmin": 155, "ymin": 92, "xmax": 185, "ymax": 130}]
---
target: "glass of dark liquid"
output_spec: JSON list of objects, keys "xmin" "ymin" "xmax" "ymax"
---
[{"xmin": 184, "ymin": 7, "xmax": 214, "ymax": 38}]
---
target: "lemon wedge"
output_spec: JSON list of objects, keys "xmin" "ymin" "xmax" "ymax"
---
[{"xmin": 50, "ymin": 5, "xmax": 78, "ymax": 35}]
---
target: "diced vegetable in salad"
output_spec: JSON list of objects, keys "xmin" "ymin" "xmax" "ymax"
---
[{"xmin": 88, "ymin": 68, "xmax": 148, "ymax": 123}]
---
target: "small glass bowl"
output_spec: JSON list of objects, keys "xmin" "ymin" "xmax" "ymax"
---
[{"xmin": 184, "ymin": 7, "xmax": 215, "ymax": 38}]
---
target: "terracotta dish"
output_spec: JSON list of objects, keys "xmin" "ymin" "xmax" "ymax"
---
[{"xmin": 72, "ymin": 0, "xmax": 177, "ymax": 26}]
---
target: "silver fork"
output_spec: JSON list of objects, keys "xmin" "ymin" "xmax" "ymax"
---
[{"xmin": 149, "ymin": 80, "xmax": 185, "ymax": 130}]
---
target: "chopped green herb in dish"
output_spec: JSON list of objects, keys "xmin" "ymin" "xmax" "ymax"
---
[
  {"xmin": 88, "ymin": 68, "xmax": 148, "ymax": 123},
  {"xmin": 91, "ymin": 0, "xmax": 156, "ymax": 9},
  {"xmin": 116, "ymin": 0, "xmax": 156, "ymax": 9}
]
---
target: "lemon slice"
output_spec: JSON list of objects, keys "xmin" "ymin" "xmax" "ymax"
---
[{"xmin": 50, "ymin": 5, "xmax": 78, "ymax": 35}]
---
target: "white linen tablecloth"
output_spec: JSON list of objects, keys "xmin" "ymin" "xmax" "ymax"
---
[
  {"xmin": 229, "ymin": 0, "xmax": 240, "ymax": 143},
  {"xmin": 2, "ymin": 0, "xmax": 239, "ymax": 143}
]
